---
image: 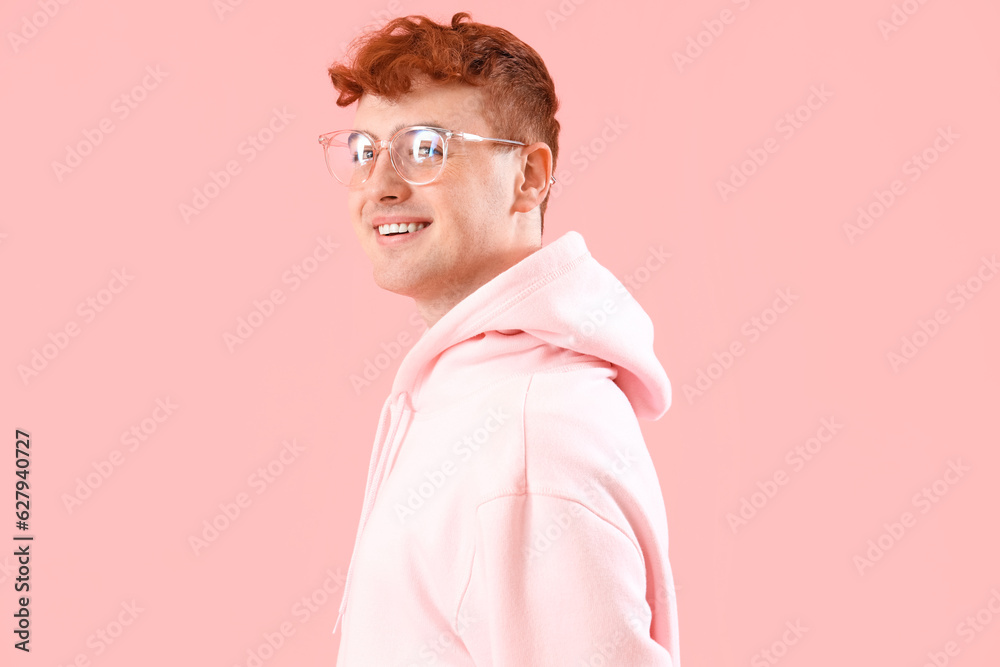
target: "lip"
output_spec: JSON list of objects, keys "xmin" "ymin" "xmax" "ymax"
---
[{"xmin": 372, "ymin": 216, "xmax": 433, "ymax": 246}]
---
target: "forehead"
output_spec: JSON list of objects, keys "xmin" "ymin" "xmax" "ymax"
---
[{"xmin": 353, "ymin": 80, "xmax": 487, "ymax": 137}]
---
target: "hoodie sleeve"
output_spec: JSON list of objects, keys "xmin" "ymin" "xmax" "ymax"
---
[{"xmin": 455, "ymin": 492, "xmax": 676, "ymax": 666}]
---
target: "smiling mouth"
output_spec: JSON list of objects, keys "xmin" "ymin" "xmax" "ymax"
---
[{"xmin": 378, "ymin": 222, "xmax": 430, "ymax": 236}]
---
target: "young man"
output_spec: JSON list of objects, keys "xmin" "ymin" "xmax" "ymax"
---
[{"xmin": 323, "ymin": 12, "xmax": 679, "ymax": 666}]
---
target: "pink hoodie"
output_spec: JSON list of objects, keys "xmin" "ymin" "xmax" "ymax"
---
[{"xmin": 334, "ymin": 230, "xmax": 680, "ymax": 666}]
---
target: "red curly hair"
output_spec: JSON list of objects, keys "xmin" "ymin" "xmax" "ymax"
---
[{"xmin": 327, "ymin": 11, "xmax": 560, "ymax": 231}]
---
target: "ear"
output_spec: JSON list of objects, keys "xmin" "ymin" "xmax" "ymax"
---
[{"xmin": 511, "ymin": 142, "xmax": 553, "ymax": 214}]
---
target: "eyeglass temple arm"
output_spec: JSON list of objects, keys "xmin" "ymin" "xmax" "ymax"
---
[{"xmin": 458, "ymin": 133, "xmax": 557, "ymax": 185}]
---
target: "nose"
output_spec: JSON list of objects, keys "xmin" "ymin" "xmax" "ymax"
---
[{"xmin": 363, "ymin": 140, "xmax": 409, "ymax": 201}]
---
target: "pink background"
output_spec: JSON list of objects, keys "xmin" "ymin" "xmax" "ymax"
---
[{"xmin": 3, "ymin": 0, "xmax": 999, "ymax": 664}]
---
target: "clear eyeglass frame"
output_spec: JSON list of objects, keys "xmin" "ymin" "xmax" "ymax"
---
[{"xmin": 317, "ymin": 125, "xmax": 557, "ymax": 187}]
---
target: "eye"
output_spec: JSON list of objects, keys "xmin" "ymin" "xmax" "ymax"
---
[
  {"xmin": 414, "ymin": 139, "xmax": 443, "ymax": 157},
  {"xmin": 348, "ymin": 133, "xmax": 375, "ymax": 163},
  {"xmin": 400, "ymin": 129, "xmax": 445, "ymax": 161}
]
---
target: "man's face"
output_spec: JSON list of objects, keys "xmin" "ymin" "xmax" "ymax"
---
[{"xmin": 348, "ymin": 79, "xmax": 529, "ymax": 310}]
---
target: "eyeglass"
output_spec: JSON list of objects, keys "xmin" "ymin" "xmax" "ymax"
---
[{"xmin": 318, "ymin": 125, "xmax": 557, "ymax": 187}]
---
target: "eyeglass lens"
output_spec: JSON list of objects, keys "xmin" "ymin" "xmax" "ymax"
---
[{"xmin": 326, "ymin": 128, "xmax": 446, "ymax": 185}]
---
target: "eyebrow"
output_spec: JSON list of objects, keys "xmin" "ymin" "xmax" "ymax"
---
[{"xmin": 358, "ymin": 121, "xmax": 447, "ymax": 139}]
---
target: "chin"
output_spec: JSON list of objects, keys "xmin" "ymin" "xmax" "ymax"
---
[{"xmin": 372, "ymin": 269, "xmax": 419, "ymax": 297}]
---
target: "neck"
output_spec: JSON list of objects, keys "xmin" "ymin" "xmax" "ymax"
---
[{"xmin": 415, "ymin": 242, "xmax": 541, "ymax": 329}]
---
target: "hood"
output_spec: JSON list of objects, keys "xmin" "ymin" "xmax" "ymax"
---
[{"xmin": 392, "ymin": 230, "xmax": 670, "ymax": 420}]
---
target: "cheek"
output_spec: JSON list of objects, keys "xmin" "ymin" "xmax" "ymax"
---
[
  {"xmin": 345, "ymin": 197, "xmax": 367, "ymax": 240},
  {"xmin": 457, "ymin": 156, "xmax": 503, "ymax": 199},
  {"xmin": 347, "ymin": 193, "xmax": 364, "ymax": 221},
  {"xmin": 478, "ymin": 167, "xmax": 510, "ymax": 212},
  {"xmin": 481, "ymin": 153, "xmax": 515, "ymax": 196}
]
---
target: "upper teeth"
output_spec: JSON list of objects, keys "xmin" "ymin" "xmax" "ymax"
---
[{"xmin": 378, "ymin": 222, "xmax": 428, "ymax": 235}]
